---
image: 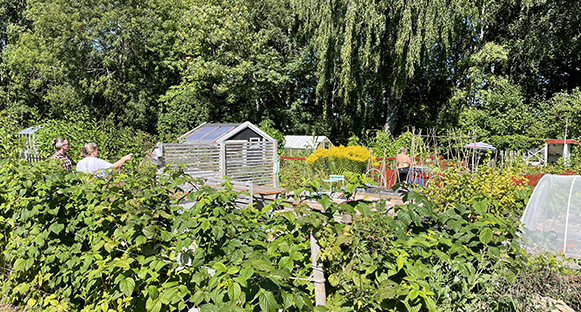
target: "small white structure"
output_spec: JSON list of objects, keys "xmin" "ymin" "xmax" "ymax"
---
[
  {"xmin": 524, "ymin": 139, "xmax": 580, "ymax": 166},
  {"xmin": 520, "ymin": 174, "xmax": 581, "ymax": 259},
  {"xmin": 544, "ymin": 139, "xmax": 579, "ymax": 165},
  {"xmin": 284, "ymin": 135, "xmax": 333, "ymax": 155},
  {"xmin": 17, "ymin": 125, "xmax": 43, "ymax": 162}
]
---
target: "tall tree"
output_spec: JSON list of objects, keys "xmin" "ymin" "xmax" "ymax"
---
[
  {"xmin": 0, "ymin": 0, "xmax": 30, "ymax": 110},
  {"xmin": 157, "ymin": 0, "xmax": 306, "ymax": 138},
  {"xmin": 290, "ymin": 0, "xmax": 479, "ymax": 141},
  {"xmin": 1, "ymin": 0, "xmax": 185, "ymax": 131}
]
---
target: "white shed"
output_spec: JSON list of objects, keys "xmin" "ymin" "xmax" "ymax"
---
[
  {"xmin": 284, "ymin": 135, "xmax": 333, "ymax": 155},
  {"xmin": 156, "ymin": 121, "xmax": 278, "ymax": 186}
]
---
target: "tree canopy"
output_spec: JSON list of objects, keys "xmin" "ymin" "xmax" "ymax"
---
[{"xmin": 1, "ymin": 0, "xmax": 581, "ymax": 147}]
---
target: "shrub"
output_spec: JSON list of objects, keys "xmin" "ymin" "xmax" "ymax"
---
[
  {"xmin": 0, "ymin": 112, "xmax": 21, "ymax": 159},
  {"xmin": 0, "ymin": 161, "xmax": 312, "ymax": 312},
  {"xmin": 305, "ymin": 145, "xmax": 373, "ymax": 175},
  {"xmin": 425, "ymin": 165, "xmax": 531, "ymax": 216}
]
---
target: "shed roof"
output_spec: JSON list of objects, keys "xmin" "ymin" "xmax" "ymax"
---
[
  {"xmin": 284, "ymin": 135, "xmax": 332, "ymax": 149},
  {"xmin": 177, "ymin": 121, "xmax": 275, "ymax": 143},
  {"xmin": 544, "ymin": 139, "xmax": 580, "ymax": 145},
  {"xmin": 18, "ymin": 125, "xmax": 43, "ymax": 135}
]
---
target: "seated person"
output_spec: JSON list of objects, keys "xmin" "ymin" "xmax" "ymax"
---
[{"xmin": 76, "ymin": 142, "xmax": 132, "ymax": 177}]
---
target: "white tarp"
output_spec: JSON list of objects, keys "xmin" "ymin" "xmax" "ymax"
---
[{"xmin": 520, "ymin": 174, "xmax": 581, "ymax": 258}]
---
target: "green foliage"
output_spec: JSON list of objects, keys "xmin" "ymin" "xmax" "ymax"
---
[
  {"xmin": 370, "ymin": 131, "xmax": 417, "ymax": 158},
  {"xmin": 346, "ymin": 136, "xmax": 360, "ymax": 147},
  {"xmin": 370, "ymin": 130, "xmax": 392, "ymax": 158},
  {"xmin": 259, "ymin": 120, "xmax": 286, "ymax": 152},
  {"xmin": 318, "ymin": 192, "xmax": 528, "ymax": 311},
  {"xmin": 0, "ymin": 111, "xmax": 21, "ymax": 159},
  {"xmin": 157, "ymin": 0, "xmax": 301, "ymax": 139},
  {"xmin": 0, "ymin": 161, "xmax": 313, "ymax": 311},
  {"xmin": 2, "ymin": 0, "xmax": 184, "ymax": 131},
  {"xmin": 535, "ymin": 88, "xmax": 581, "ymax": 140},
  {"xmin": 425, "ymin": 165, "xmax": 531, "ymax": 217},
  {"xmin": 2, "ymin": 157, "xmax": 581, "ymax": 311},
  {"xmin": 456, "ymin": 76, "xmax": 538, "ymax": 151}
]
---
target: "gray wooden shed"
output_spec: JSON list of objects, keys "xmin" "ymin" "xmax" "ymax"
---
[{"xmin": 155, "ymin": 122, "xmax": 278, "ymax": 186}]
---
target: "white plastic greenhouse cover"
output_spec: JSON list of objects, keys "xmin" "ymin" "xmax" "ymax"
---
[{"xmin": 520, "ymin": 174, "xmax": 581, "ymax": 258}]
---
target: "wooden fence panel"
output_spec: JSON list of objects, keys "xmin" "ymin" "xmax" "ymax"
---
[
  {"xmin": 161, "ymin": 143, "xmax": 222, "ymax": 179},
  {"xmin": 224, "ymin": 142, "xmax": 275, "ymax": 186},
  {"xmin": 158, "ymin": 141, "xmax": 276, "ymax": 186}
]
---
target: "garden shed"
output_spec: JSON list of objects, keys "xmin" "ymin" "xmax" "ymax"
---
[
  {"xmin": 520, "ymin": 174, "xmax": 581, "ymax": 259},
  {"xmin": 284, "ymin": 135, "xmax": 333, "ymax": 155},
  {"xmin": 17, "ymin": 125, "xmax": 43, "ymax": 162},
  {"xmin": 155, "ymin": 122, "xmax": 278, "ymax": 186}
]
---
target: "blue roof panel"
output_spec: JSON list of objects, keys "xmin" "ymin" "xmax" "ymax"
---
[
  {"xmin": 186, "ymin": 126, "xmax": 218, "ymax": 142},
  {"xmin": 202, "ymin": 126, "xmax": 235, "ymax": 142}
]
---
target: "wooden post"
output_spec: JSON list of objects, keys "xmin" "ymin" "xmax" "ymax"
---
[
  {"xmin": 471, "ymin": 131, "xmax": 477, "ymax": 174},
  {"xmin": 411, "ymin": 127, "xmax": 416, "ymax": 164},
  {"xmin": 220, "ymin": 143, "xmax": 226, "ymax": 177},
  {"xmin": 310, "ymin": 228, "xmax": 326, "ymax": 306},
  {"xmin": 382, "ymin": 148, "xmax": 387, "ymax": 188},
  {"xmin": 273, "ymin": 141, "xmax": 278, "ymax": 187}
]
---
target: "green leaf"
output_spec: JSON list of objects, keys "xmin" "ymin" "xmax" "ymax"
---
[
  {"xmin": 48, "ymin": 223, "xmax": 64, "ymax": 234},
  {"xmin": 504, "ymin": 273, "xmax": 517, "ymax": 284},
  {"xmin": 396, "ymin": 255, "xmax": 405, "ymax": 271},
  {"xmin": 317, "ymin": 196, "xmax": 333, "ymax": 210},
  {"xmin": 472, "ymin": 200, "xmax": 487, "ymax": 215},
  {"xmin": 27, "ymin": 298, "xmax": 37, "ymax": 307},
  {"xmin": 143, "ymin": 226, "xmax": 155, "ymax": 239},
  {"xmin": 252, "ymin": 259, "xmax": 274, "ymax": 272},
  {"xmin": 228, "ymin": 282, "xmax": 241, "ymax": 302},
  {"xmin": 281, "ymin": 292, "xmax": 293, "ymax": 308},
  {"xmin": 151, "ymin": 300, "xmax": 162, "ymax": 312},
  {"xmin": 201, "ymin": 220, "xmax": 210, "ymax": 231},
  {"xmin": 425, "ymin": 296, "xmax": 437, "ymax": 312},
  {"xmin": 479, "ymin": 228, "xmax": 493, "ymax": 245},
  {"xmin": 119, "ymin": 277, "xmax": 135, "ymax": 297},
  {"xmin": 212, "ymin": 262, "xmax": 227, "ymax": 273},
  {"xmin": 135, "ymin": 235, "xmax": 147, "ymax": 246},
  {"xmin": 148, "ymin": 286, "xmax": 159, "ymax": 300},
  {"xmin": 258, "ymin": 290, "xmax": 277, "ymax": 312},
  {"xmin": 13, "ymin": 259, "xmax": 26, "ymax": 272}
]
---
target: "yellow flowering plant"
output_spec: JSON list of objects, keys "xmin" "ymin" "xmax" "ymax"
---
[{"xmin": 306, "ymin": 145, "xmax": 375, "ymax": 175}]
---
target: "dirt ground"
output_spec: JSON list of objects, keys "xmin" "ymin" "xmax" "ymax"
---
[{"xmin": 0, "ymin": 303, "xmax": 17, "ymax": 312}]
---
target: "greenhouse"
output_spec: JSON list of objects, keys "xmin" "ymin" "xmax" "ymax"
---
[{"xmin": 520, "ymin": 174, "xmax": 581, "ymax": 258}]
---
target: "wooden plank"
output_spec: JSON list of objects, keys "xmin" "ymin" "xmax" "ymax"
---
[{"xmin": 226, "ymin": 164, "xmax": 273, "ymax": 169}]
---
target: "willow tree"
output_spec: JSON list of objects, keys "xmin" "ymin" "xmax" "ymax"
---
[{"xmin": 290, "ymin": 0, "xmax": 482, "ymax": 140}]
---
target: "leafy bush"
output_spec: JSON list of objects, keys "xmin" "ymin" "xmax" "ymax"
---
[
  {"xmin": 0, "ymin": 112, "xmax": 21, "ymax": 159},
  {"xmin": 2, "ymin": 160, "xmax": 579, "ymax": 312},
  {"xmin": 259, "ymin": 120, "xmax": 286, "ymax": 152},
  {"xmin": 0, "ymin": 161, "xmax": 313, "ymax": 311},
  {"xmin": 305, "ymin": 145, "xmax": 373, "ymax": 175},
  {"xmin": 425, "ymin": 165, "xmax": 531, "ymax": 216},
  {"xmin": 309, "ymin": 189, "xmax": 526, "ymax": 311}
]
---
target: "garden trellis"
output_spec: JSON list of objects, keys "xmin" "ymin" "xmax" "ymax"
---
[{"xmin": 520, "ymin": 174, "xmax": 581, "ymax": 259}]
